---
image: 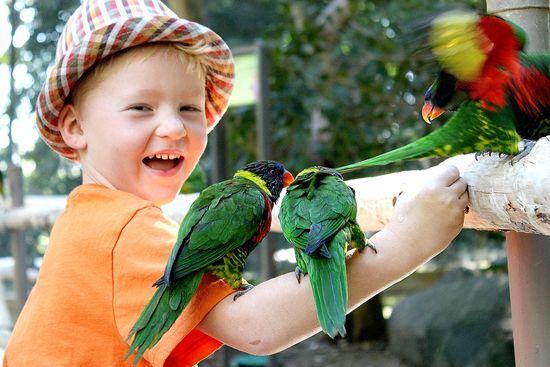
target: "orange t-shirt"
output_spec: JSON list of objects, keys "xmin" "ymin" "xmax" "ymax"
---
[{"xmin": 3, "ymin": 184, "xmax": 234, "ymax": 366}]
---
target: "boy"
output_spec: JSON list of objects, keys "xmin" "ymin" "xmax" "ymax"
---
[{"xmin": 4, "ymin": 0, "xmax": 469, "ymax": 366}]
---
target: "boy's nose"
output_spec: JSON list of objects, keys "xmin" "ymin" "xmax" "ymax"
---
[{"xmin": 155, "ymin": 114, "xmax": 187, "ymax": 140}]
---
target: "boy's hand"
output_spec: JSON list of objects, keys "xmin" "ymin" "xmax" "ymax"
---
[{"xmin": 385, "ymin": 164, "xmax": 469, "ymax": 257}]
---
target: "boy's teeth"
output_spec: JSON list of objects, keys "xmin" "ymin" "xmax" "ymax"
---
[{"xmin": 149, "ymin": 154, "xmax": 180, "ymax": 160}]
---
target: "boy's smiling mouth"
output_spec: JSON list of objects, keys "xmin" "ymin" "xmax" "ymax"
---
[{"xmin": 143, "ymin": 153, "xmax": 183, "ymax": 171}]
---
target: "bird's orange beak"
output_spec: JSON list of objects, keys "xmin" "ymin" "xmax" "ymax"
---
[
  {"xmin": 282, "ymin": 170, "xmax": 294, "ymax": 188},
  {"xmin": 422, "ymin": 101, "xmax": 445, "ymax": 124}
]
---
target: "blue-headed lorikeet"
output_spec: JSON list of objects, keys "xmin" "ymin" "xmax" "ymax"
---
[
  {"xmin": 278, "ymin": 166, "xmax": 376, "ymax": 339},
  {"xmin": 337, "ymin": 11, "xmax": 550, "ymax": 173},
  {"xmin": 126, "ymin": 160, "xmax": 294, "ymax": 364}
]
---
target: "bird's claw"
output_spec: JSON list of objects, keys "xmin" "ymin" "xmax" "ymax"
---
[
  {"xmin": 366, "ymin": 239, "xmax": 378, "ymax": 254},
  {"xmin": 294, "ymin": 267, "xmax": 306, "ymax": 284},
  {"xmin": 233, "ymin": 283, "xmax": 255, "ymax": 301},
  {"xmin": 511, "ymin": 139, "xmax": 536, "ymax": 165},
  {"xmin": 475, "ymin": 150, "xmax": 508, "ymax": 161},
  {"xmin": 474, "ymin": 150, "xmax": 492, "ymax": 160}
]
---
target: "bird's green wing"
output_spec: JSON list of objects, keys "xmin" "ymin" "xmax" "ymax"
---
[
  {"xmin": 165, "ymin": 181, "xmax": 266, "ymax": 281},
  {"xmin": 280, "ymin": 180, "xmax": 314, "ymax": 251},
  {"xmin": 305, "ymin": 174, "xmax": 356, "ymax": 255}
]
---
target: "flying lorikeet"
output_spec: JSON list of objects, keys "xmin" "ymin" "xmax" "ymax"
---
[
  {"xmin": 278, "ymin": 166, "xmax": 376, "ymax": 338},
  {"xmin": 126, "ymin": 160, "xmax": 294, "ymax": 364},
  {"xmin": 336, "ymin": 11, "xmax": 550, "ymax": 174}
]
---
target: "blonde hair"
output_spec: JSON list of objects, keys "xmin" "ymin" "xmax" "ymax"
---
[{"xmin": 70, "ymin": 42, "xmax": 209, "ymax": 107}]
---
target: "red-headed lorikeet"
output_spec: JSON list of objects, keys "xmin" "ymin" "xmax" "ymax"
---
[
  {"xmin": 337, "ymin": 11, "xmax": 550, "ymax": 173},
  {"xmin": 126, "ymin": 160, "xmax": 294, "ymax": 364}
]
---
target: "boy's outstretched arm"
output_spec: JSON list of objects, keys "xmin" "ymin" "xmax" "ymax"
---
[{"xmin": 197, "ymin": 164, "xmax": 468, "ymax": 355}]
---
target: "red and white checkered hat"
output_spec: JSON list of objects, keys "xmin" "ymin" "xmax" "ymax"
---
[{"xmin": 36, "ymin": 0, "xmax": 234, "ymax": 160}]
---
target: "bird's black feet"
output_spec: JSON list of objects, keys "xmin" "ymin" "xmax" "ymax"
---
[
  {"xmin": 294, "ymin": 267, "xmax": 306, "ymax": 284},
  {"xmin": 233, "ymin": 283, "xmax": 254, "ymax": 301},
  {"xmin": 474, "ymin": 150, "xmax": 506, "ymax": 160},
  {"xmin": 366, "ymin": 239, "xmax": 378, "ymax": 254},
  {"xmin": 511, "ymin": 139, "xmax": 536, "ymax": 165},
  {"xmin": 358, "ymin": 238, "xmax": 378, "ymax": 254}
]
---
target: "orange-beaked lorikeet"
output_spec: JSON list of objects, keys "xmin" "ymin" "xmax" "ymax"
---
[
  {"xmin": 126, "ymin": 160, "xmax": 293, "ymax": 364},
  {"xmin": 337, "ymin": 11, "xmax": 550, "ymax": 173},
  {"xmin": 279, "ymin": 166, "xmax": 376, "ymax": 338}
]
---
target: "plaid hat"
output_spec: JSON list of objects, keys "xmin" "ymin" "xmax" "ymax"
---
[{"xmin": 36, "ymin": 0, "xmax": 234, "ymax": 160}]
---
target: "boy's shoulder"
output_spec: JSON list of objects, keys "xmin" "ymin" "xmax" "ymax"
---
[
  {"xmin": 53, "ymin": 184, "xmax": 175, "ymax": 250},
  {"xmin": 64, "ymin": 184, "xmax": 163, "ymax": 225}
]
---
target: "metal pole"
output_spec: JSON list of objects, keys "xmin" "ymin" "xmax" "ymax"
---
[{"xmin": 486, "ymin": 1, "xmax": 550, "ymax": 366}]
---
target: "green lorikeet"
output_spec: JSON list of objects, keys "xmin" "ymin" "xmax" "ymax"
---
[
  {"xmin": 278, "ymin": 166, "xmax": 376, "ymax": 338},
  {"xmin": 126, "ymin": 160, "xmax": 294, "ymax": 364},
  {"xmin": 337, "ymin": 11, "xmax": 550, "ymax": 173}
]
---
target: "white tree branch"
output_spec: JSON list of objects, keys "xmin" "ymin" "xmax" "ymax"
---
[
  {"xmin": 1, "ymin": 138, "xmax": 549, "ymax": 235},
  {"xmin": 272, "ymin": 137, "xmax": 550, "ymax": 235}
]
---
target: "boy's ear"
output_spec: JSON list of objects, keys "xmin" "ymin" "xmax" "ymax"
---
[{"xmin": 58, "ymin": 104, "xmax": 87, "ymax": 150}]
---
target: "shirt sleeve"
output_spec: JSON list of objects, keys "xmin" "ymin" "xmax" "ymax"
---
[{"xmin": 112, "ymin": 206, "xmax": 234, "ymax": 367}]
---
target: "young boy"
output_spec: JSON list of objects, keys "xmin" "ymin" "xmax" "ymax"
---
[{"xmin": 4, "ymin": 0, "xmax": 469, "ymax": 366}]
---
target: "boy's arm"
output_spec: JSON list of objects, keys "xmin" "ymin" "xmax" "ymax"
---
[{"xmin": 197, "ymin": 164, "xmax": 468, "ymax": 355}]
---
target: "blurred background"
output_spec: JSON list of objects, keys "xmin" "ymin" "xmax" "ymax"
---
[{"xmin": 0, "ymin": 0, "xmax": 515, "ymax": 366}]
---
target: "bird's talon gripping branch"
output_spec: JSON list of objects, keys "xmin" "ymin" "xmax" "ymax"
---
[
  {"xmin": 233, "ymin": 284, "xmax": 255, "ymax": 301},
  {"xmin": 294, "ymin": 267, "xmax": 305, "ymax": 284},
  {"xmin": 511, "ymin": 139, "xmax": 537, "ymax": 165},
  {"xmin": 365, "ymin": 239, "xmax": 378, "ymax": 254}
]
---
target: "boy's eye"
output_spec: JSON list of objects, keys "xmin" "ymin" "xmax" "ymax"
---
[
  {"xmin": 180, "ymin": 105, "xmax": 202, "ymax": 112},
  {"xmin": 129, "ymin": 104, "xmax": 152, "ymax": 111}
]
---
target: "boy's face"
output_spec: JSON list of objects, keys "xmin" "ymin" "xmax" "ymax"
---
[{"xmin": 74, "ymin": 48, "xmax": 208, "ymax": 205}]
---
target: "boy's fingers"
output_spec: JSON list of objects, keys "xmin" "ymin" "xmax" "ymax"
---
[
  {"xmin": 428, "ymin": 164, "xmax": 461, "ymax": 186},
  {"xmin": 449, "ymin": 176, "xmax": 468, "ymax": 197},
  {"xmin": 458, "ymin": 187, "xmax": 469, "ymax": 200}
]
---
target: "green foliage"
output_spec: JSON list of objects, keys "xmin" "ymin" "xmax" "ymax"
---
[
  {"xmin": 203, "ymin": 0, "xmax": 281, "ymax": 48},
  {"xmin": 20, "ymin": 0, "xmax": 79, "ymax": 106},
  {"xmin": 2, "ymin": 0, "xmax": 80, "ymax": 195},
  {"xmin": 180, "ymin": 164, "xmax": 208, "ymax": 194},
  {"xmin": 23, "ymin": 139, "xmax": 81, "ymax": 195}
]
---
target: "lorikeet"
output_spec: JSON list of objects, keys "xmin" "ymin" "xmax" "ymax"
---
[
  {"xmin": 337, "ymin": 11, "xmax": 550, "ymax": 173},
  {"xmin": 126, "ymin": 160, "xmax": 294, "ymax": 364},
  {"xmin": 278, "ymin": 166, "xmax": 376, "ymax": 338}
]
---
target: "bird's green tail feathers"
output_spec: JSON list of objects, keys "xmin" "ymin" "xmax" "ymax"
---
[
  {"xmin": 125, "ymin": 272, "xmax": 204, "ymax": 365},
  {"xmin": 305, "ymin": 234, "xmax": 348, "ymax": 339},
  {"xmin": 336, "ymin": 101, "xmax": 521, "ymax": 174}
]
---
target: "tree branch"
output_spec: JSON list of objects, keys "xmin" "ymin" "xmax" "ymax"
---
[
  {"xmin": 1, "ymin": 139, "xmax": 549, "ymax": 235},
  {"xmin": 272, "ymin": 137, "xmax": 550, "ymax": 235}
]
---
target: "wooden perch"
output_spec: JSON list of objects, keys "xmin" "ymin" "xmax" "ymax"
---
[
  {"xmin": 271, "ymin": 137, "xmax": 550, "ymax": 236},
  {"xmin": 1, "ymin": 138, "xmax": 549, "ymax": 235}
]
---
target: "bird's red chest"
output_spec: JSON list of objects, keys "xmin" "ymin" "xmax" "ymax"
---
[{"xmin": 252, "ymin": 195, "xmax": 273, "ymax": 245}]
